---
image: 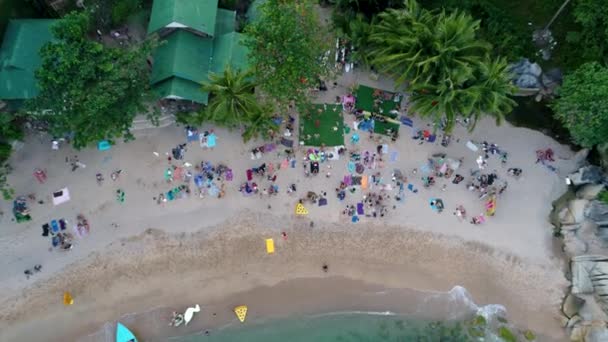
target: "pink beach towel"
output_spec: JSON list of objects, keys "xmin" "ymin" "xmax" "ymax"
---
[
  {"xmin": 281, "ymin": 159, "xmax": 289, "ymax": 169},
  {"xmin": 246, "ymin": 169, "xmax": 253, "ymax": 181}
]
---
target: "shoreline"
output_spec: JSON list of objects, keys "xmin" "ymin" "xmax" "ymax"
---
[{"xmin": 0, "ymin": 213, "xmax": 569, "ymax": 341}]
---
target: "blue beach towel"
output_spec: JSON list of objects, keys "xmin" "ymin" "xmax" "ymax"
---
[
  {"xmin": 348, "ymin": 161, "xmax": 356, "ymax": 174},
  {"xmin": 390, "ymin": 151, "xmax": 398, "ymax": 163},
  {"xmin": 207, "ymin": 134, "xmax": 217, "ymax": 148}
]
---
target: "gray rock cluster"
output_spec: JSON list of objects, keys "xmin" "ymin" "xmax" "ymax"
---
[
  {"xmin": 507, "ymin": 58, "xmax": 562, "ymax": 98},
  {"xmin": 554, "ymin": 166, "xmax": 608, "ymax": 340}
]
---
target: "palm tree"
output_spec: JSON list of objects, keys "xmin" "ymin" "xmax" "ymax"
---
[
  {"xmin": 409, "ymin": 58, "xmax": 516, "ymax": 133},
  {"xmin": 369, "ymin": 1, "xmax": 489, "ymax": 86},
  {"xmin": 201, "ymin": 66, "xmax": 261, "ymax": 129},
  {"xmin": 241, "ymin": 103, "xmax": 278, "ymax": 142},
  {"xmin": 465, "ymin": 57, "xmax": 517, "ymax": 131}
]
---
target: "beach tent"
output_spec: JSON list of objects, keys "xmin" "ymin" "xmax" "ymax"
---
[{"xmin": 52, "ymin": 188, "xmax": 70, "ymax": 206}]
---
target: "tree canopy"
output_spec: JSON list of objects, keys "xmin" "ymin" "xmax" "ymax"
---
[
  {"xmin": 367, "ymin": 0, "xmax": 515, "ymax": 132},
  {"xmin": 28, "ymin": 11, "xmax": 157, "ymax": 149},
  {"xmin": 244, "ymin": 0, "xmax": 331, "ymax": 108},
  {"xmin": 551, "ymin": 62, "xmax": 608, "ymax": 147}
]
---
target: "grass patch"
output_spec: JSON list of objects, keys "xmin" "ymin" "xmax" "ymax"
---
[{"xmin": 299, "ymin": 104, "xmax": 345, "ymax": 146}]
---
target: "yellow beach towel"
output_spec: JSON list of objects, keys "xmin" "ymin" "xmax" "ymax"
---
[
  {"xmin": 295, "ymin": 203, "xmax": 308, "ymax": 215},
  {"xmin": 266, "ymin": 238, "xmax": 275, "ymax": 254},
  {"xmin": 63, "ymin": 291, "xmax": 74, "ymax": 305}
]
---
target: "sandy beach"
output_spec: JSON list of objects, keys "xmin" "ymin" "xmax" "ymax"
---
[{"xmin": 0, "ymin": 70, "xmax": 577, "ymax": 341}]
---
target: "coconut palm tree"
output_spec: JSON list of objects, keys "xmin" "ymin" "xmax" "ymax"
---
[
  {"xmin": 409, "ymin": 57, "xmax": 516, "ymax": 133},
  {"xmin": 465, "ymin": 57, "xmax": 517, "ymax": 130},
  {"xmin": 369, "ymin": 1, "xmax": 489, "ymax": 86},
  {"xmin": 241, "ymin": 103, "xmax": 278, "ymax": 142},
  {"xmin": 201, "ymin": 66, "xmax": 261, "ymax": 129}
]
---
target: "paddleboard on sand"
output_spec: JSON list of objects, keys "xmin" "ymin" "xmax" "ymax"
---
[{"xmin": 116, "ymin": 322, "xmax": 137, "ymax": 342}]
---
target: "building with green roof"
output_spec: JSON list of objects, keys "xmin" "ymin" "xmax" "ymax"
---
[
  {"xmin": 0, "ymin": 19, "xmax": 57, "ymax": 110},
  {"xmin": 148, "ymin": 0, "xmax": 250, "ymax": 104}
]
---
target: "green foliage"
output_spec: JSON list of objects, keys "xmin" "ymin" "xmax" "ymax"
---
[
  {"xmin": 598, "ymin": 190, "xmax": 608, "ymax": 204},
  {"xmin": 551, "ymin": 62, "xmax": 608, "ymax": 147},
  {"xmin": 244, "ymin": 0, "xmax": 331, "ymax": 108},
  {"xmin": 200, "ymin": 66, "xmax": 277, "ymax": 142},
  {"xmin": 0, "ymin": 112, "xmax": 24, "ymax": 143},
  {"xmin": 111, "ymin": 0, "xmax": 142, "ymax": 26},
  {"xmin": 569, "ymin": 0, "xmax": 608, "ymax": 66},
  {"xmin": 524, "ymin": 329, "xmax": 536, "ymax": 341},
  {"xmin": 498, "ymin": 326, "xmax": 517, "ymax": 342},
  {"xmin": 369, "ymin": 0, "xmax": 515, "ymax": 132},
  {"xmin": 28, "ymin": 11, "xmax": 157, "ymax": 149}
]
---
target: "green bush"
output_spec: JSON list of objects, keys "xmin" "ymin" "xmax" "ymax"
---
[{"xmin": 111, "ymin": 0, "xmax": 142, "ymax": 26}]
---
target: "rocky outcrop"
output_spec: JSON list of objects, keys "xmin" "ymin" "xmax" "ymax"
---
[
  {"xmin": 567, "ymin": 166, "xmax": 606, "ymax": 186},
  {"xmin": 554, "ymin": 164, "xmax": 608, "ymax": 340}
]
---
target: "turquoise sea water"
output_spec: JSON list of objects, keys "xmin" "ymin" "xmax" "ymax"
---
[{"xmin": 171, "ymin": 313, "xmax": 472, "ymax": 342}]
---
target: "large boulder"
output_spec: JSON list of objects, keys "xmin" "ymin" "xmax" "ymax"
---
[
  {"xmin": 564, "ymin": 235, "xmax": 588, "ymax": 258},
  {"xmin": 585, "ymin": 201, "xmax": 608, "ymax": 227},
  {"xmin": 569, "ymin": 199, "xmax": 589, "ymax": 224},
  {"xmin": 563, "ymin": 293, "xmax": 586, "ymax": 318},
  {"xmin": 567, "ymin": 166, "xmax": 605, "ymax": 186},
  {"xmin": 577, "ymin": 184, "xmax": 605, "ymax": 200},
  {"xmin": 559, "ymin": 206, "xmax": 576, "ymax": 225},
  {"xmin": 586, "ymin": 323, "xmax": 608, "ymax": 342},
  {"xmin": 597, "ymin": 142, "xmax": 608, "ymax": 172}
]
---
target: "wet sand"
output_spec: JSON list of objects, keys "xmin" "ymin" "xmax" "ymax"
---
[{"xmin": 1, "ymin": 214, "xmax": 568, "ymax": 341}]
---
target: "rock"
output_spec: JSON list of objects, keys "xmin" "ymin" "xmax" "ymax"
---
[
  {"xmin": 529, "ymin": 62, "xmax": 542, "ymax": 77},
  {"xmin": 563, "ymin": 294, "xmax": 586, "ymax": 318},
  {"xmin": 577, "ymin": 184, "xmax": 605, "ymax": 200},
  {"xmin": 570, "ymin": 325, "xmax": 587, "ymax": 341},
  {"xmin": 572, "ymin": 256, "xmax": 608, "ymax": 313},
  {"xmin": 585, "ymin": 201, "xmax": 608, "ymax": 227},
  {"xmin": 569, "ymin": 199, "xmax": 589, "ymax": 224},
  {"xmin": 572, "ymin": 149, "xmax": 590, "ymax": 169},
  {"xmin": 559, "ymin": 206, "xmax": 576, "ymax": 225},
  {"xmin": 563, "ymin": 235, "xmax": 588, "ymax": 257},
  {"xmin": 597, "ymin": 142, "xmax": 608, "ymax": 172},
  {"xmin": 515, "ymin": 74, "xmax": 540, "ymax": 88},
  {"xmin": 561, "ymin": 224, "xmax": 581, "ymax": 232},
  {"xmin": 585, "ymin": 324, "xmax": 608, "ymax": 342},
  {"xmin": 566, "ymin": 314, "xmax": 582, "ymax": 328},
  {"xmin": 560, "ymin": 314, "xmax": 570, "ymax": 328},
  {"xmin": 567, "ymin": 166, "xmax": 605, "ymax": 186}
]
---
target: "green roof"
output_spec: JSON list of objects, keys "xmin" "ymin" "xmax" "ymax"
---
[
  {"xmin": 212, "ymin": 32, "xmax": 249, "ymax": 74},
  {"xmin": 151, "ymin": 30, "xmax": 213, "ymax": 86},
  {"xmin": 154, "ymin": 77, "xmax": 209, "ymax": 103},
  {"xmin": 147, "ymin": 0, "xmax": 248, "ymax": 104},
  {"xmin": 0, "ymin": 19, "xmax": 57, "ymax": 100},
  {"xmin": 148, "ymin": 0, "xmax": 219, "ymax": 36},
  {"xmin": 215, "ymin": 9, "xmax": 236, "ymax": 36}
]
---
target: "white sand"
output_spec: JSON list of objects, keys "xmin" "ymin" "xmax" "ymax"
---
[{"xmin": 0, "ymin": 69, "xmax": 576, "ymax": 340}]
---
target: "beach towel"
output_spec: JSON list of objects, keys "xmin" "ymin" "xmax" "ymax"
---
[
  {"xmin": 382, "ymin": 144, "xmax": 389, "ymax": 154},
  {"xmin": 357, "ymin": 203, "xmax": 364, "ymax": 215},
  {"xmin": 318, "ymin": 198, "xmax": 328, "ymax": 206},
  {"xmin": 420, "ymin": 163, "xmax": 431, "ymax": 174},
  {"xmin": 343, "ymin": 175, "xmax": 352, "ymax": 186},
  {"xmin": 246, "ymin": 169, "xmax": 253, "ymax": 181},
  {"xmin": 207, "ymin": 134, "xmax": 217, "ymax": 148},
  {"xmin": 42, "ymin": 223, "xmax": 50, "ymax": 237},
  {"xmin": 173, "ymin": 167, "xmax": 183, "ymax": 181},
  {"xmin": 280, "ymin": 138, "xmax": 294, "ymax": 148},
  {"xmin": 407, "ymin": 183, "xmax": 418, "ymax": 193},
  {"xmin": 361, "ymin": 175, "xmax": 368, "ymax": 189},
  {"xmin": 355, "ymin": 163, "xmax": 365, "ymax": 174},
  {"xmin": 466, "ymin": 141, "xmax": 479, "ymax": 152},
  {"xmin": 264, "ymin": 143, "xmax": 276, "ymax": 152},
  {"xmin": 352, "ymin": 176, "xmax": 362, "ymax": 185},
  {"xmin": 226, "ymin": 169, "xmax": 233, "ymax": 181},
  {"xmin": 280, "ymin": 159, "xmax": 289, "ymax": 169},
  {"xmin": 427, "ymin": 134, "xmax": 436, "ymax": 143},
  {"xmin": 390, "ymin": 151, "xmax": 398, "ymax": 163},
  {"xmin": 400, "ymin": 116, "xmax": 413, "ymax": 127},
  {"xmin": 348, "ymin": 161, "xmax": 356, "ymax": 174},
  {"xmin": 351, "ymin": 215, "xmax": 359, "ymax": 223},
  {"xmin": 266, "ymin": 239, "xmax": 275, "ymax": 254},
  {"xmin": 291, "ymin": 159, "xmax": 296, "ymax": 168},
  {"xmin": 59, "ymin": 219, "xmax": 67, "ymax": 230},
  {"xmin": 268, "ymin": 163, "xmax": 275, "ymax": 174},
  {"xmin": 97, "ymin": 140, "xmax": 111, "ymax": 151},
  {"xmin": 51, "ymin": 220, "xmax": 60, "ymax": 234}
]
